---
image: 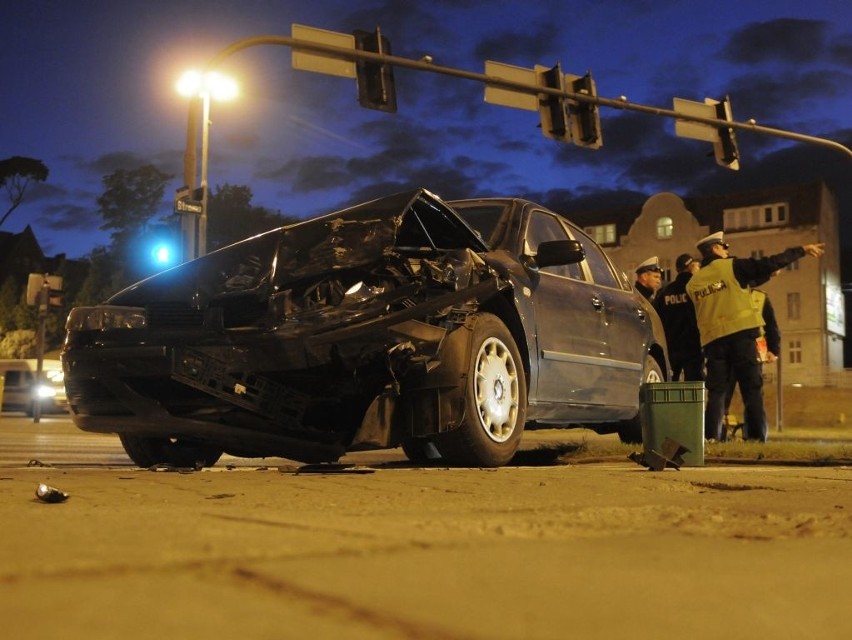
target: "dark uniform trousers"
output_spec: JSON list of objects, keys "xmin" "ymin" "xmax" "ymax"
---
[{"xmin": 703, "ymin": 331, "xmax": 767, "ymax": 442}]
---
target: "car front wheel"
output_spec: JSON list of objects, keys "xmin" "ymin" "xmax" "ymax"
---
[
  {"xmin": 437, "ymin": 313, "xmax": 527, "ymax": 467},
  {"xmin": 119, "ymin": 434, "xmax": 223, "ymax": 469}
]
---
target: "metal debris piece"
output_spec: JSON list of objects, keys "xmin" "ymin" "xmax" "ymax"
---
[
  {"xmin": 35, "ymin": 483, "xmax": 69, "ymax": 503},
  {"xmin": 629, "ymin": 437, "xmax": 692, "ymax": 471},
  {"xmin": 295, "ymin": 464, "xmax": 375, "ymax": 475},
  {"xmin": 146, "ymin": 463, "xmax": 199, "ymax": 473},
  {"xmin": 660, "ymin": 437, "xmax": 690, "ymax": 467}
]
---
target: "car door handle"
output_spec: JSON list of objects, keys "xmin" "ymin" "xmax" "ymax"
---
[{"xmin": 591, "ymin": 296, "xmax": 604, "ymax": 311}]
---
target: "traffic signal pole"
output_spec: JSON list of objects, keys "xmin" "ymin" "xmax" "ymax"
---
[{"xmin": 196, "ymin": 30, "xmax": 852, "ymax": 160}]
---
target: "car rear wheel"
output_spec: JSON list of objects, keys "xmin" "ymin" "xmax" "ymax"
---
[
  {"xmin": 617, "ymin": 354, "xmax": 664, "ymax": 444},
  {"xmin": 437, "ymin": 313, "xmax": 527, "ymax": 467},
  {"xmin": 119, "ymin": 434, "xmax": 223, "ymax": 468}
]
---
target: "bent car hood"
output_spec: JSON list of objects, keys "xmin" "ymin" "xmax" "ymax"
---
[{"xmin": 108, "ymin": 188, "xmax": 489, "ymax": 316}]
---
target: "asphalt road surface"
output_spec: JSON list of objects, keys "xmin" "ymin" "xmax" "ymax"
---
[{"xmin": 1, "ymin": 413, "xmax": 850, "ymax": 639}]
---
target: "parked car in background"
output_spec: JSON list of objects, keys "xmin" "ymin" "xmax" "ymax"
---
[
  {"xmin": 61, "ymin": 188, "xmax": 667, "ymax": 468},
  {"xmin": 0, "ymin": 359, "xmax": 68, "ymax": 415}
]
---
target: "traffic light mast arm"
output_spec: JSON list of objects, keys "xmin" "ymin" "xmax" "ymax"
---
[{"xmin": 198, "ymin": 32, "xmax": 852, "ymax": 160}]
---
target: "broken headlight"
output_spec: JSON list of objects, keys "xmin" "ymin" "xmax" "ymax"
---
[{"xmin": 66, "ymin": 306, "xmax": 147, "ymax": 331}]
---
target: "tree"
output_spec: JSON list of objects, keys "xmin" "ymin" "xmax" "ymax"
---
[
  {"xmin": 0, "ymin": 329, "xmax": 38, "ymax": 358},
  {"xmin": 0, "ymin": 276, "xmax": 21, "ymax": 332},
  {"xmin": 207, "ymin": 184, "xmax": 295, "ymax": 251},
  {"xmin": 74, "ymin": 246, "xmax": 125, "ymax": 306},
  {"xmin": 97, "ymin": 165, "xmax": 173, "ymax": 248},
  {"xmin": 0, "ymin": 156, "xmax": 49, "ymax": 227},
  {"xmin": 94, "ymin": 164, "xmax": 174, "ymax": 288}
]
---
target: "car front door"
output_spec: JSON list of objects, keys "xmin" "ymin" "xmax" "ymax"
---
[{"xmin": 523, "ymin": 210, "xmax": 609, "ymax": 405}]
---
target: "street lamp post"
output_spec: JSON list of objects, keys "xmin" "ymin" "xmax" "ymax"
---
[
  {"xmin": 181, "ymin": 95, "xmax": 200, "ymax": 261},
  {"xmin": 199, "ymin": 92, "xmax": 211, "ymax": 257},
  {"xmin": 176, "ymin": 71, "xmax": 237, "ymax": 260}
]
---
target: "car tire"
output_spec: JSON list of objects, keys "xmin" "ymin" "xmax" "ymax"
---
[
  {"xmin": 119, "ymin": 434, "xmax": 223, "ymax": 468},
  {"xmin": 437, "ymin": 313, "xmax": 527, "ymax": 467},
  {"xmin": 617, "ymin": 354, "xmax": 664, "ymax": 444}
]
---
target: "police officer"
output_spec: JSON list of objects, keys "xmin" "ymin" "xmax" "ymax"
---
[
  {"xmin": 723, "ymin": 284, "xmax": 781, "ymax": 438},
  {"xmin": 686, "ymin": 232, "xmax": 824, "ymax": 441},
  {"xmin": 653, "ymin": 253, "xmax": 703, "ymax": 381},
  {"xmin": 634, "ymin": 256, "xmax": 663, "ymax": 300}
]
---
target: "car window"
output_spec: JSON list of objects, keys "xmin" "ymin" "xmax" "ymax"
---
[
  {"xmin": 450, "ymin": 203, "xmax": 511, "ymax": 248},
  {"xmin": 525, "ymin": 211, "xmax": 585, "ymax": 280},
  {"xmin": 4, "ymin": 371, "xmax": 25, "ymax": 386},
  {"xmin": 396, "ymin": 197, "xmax": 487, "ymax": 251},
  {"xmin": 569, "ymin": 228, "xmax": 621, "ymax": 289}
]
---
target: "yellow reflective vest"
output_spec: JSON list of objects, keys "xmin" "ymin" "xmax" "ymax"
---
[{"xmin": 686, "ymin": 258, "xmax": 763, "ymax": 347}]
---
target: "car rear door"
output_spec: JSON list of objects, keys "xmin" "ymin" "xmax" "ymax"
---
[{"xmin": 569, "ymin": 228, "xmax": 649, "ymax": 408}]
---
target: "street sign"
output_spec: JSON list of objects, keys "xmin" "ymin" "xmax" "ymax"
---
[
  {"xmin": 674, "ymin": 96, "xmax": 740, "ymax": 170},
  {"xmin": 483, "ymin": 61, "xmax": 538, "ymax": 111},
  {"xmin": 673, "ymin": 97, "xmax": 721, "ymax": 142},
  {"xmin": 291, "ymin": 24, "xmax": 356, "ymax": 78},
  {"xmin": 175, "ymin": 199, "xmax": 203, "ymax": 214}
]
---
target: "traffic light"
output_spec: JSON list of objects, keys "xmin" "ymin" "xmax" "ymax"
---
[
  {"xmin": 353, "ymin": 28, "xmax": 397, "ymax": 113},
  {"xmin": 567, "ymin": 72, "xmax": 602, "ymax": 149},
  {"xmin": 713, "ymin": 95, "xmax": 739, "ymax": 170},
  {"xmin": 26, "ymin": 273, "xmax": 62, "ymax": 308},
  {"xmin": 537, "ymin": 64, "xmax": 570, "ymax": 142}
]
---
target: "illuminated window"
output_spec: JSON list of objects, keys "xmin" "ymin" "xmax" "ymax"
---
[
  {"xmin": 656, "ymin": 216, "xmax": 673, "ymax": 239},
  {"xmin": 584, "ymin": 223, "xmax": 616, "ymax": 245},
  {"xmin": 723, "ymin": 202, "xmax": 789, "ymax": 230},
  {"xmin": 787, "ymin": 292, "xmax": 801, "ymax": 320},
  {"xmin": 788, "ymin": 340, "xmax": 802, "ymax": 364}
]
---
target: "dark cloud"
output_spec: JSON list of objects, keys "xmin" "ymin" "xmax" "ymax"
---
[
  {"xmin": 38, "ymin": 202, "xmax": 101, "ymax": 232},
  {"xmin": 262, "ymin": 155, "xmax": 350, "ymax": 192},
  {"xmin": 829, "ymin": 33, "xmax": 852, "ymax": 67},
  {"xmin": 83, "ymin": 152, "xmax": 172, "ymax": 178},
  {"xmin": 541, "ymin": 187, "xmax": 649, "ymax": 215},
  {"xmin": 721, "ymin": 19, "xmax": 829, "ymax": 65},
  {"xmin": 473, "ymin": 22, "xmax": 562, "ymax": 66},
  {"xmin": 16, "ymin": 181, "xmax": 68, "ymax": 203},
  {"xmin": 723, "ymin": 69, "xmax": 852, "ymax": 124}
]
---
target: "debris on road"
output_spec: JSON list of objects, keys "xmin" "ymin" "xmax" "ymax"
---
[
  {"xmin": 35, "ymin": 483, "xmax": 69, "ymax": 503},
  {"xmin": 629, "ymin": 437, "xmax": 691, "ymax": 471}
]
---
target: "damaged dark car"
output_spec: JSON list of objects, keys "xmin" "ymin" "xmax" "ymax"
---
[{"xmin": 62, "ymin": 188, "xmax": 667, "ymax": 468}]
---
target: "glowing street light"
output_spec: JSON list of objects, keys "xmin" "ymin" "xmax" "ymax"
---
[{"xmin": 176, "ymin": 70, "xmax": 238, "ymax": 259}]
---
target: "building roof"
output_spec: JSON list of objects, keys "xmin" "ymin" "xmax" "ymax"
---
[{"xmin": 562, "ymin": 180, "xmax": 828, "ymax": 244}]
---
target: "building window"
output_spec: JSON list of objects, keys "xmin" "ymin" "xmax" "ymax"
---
[
  {"xmin": 785, "ymin": 260, "xmax": 799, "ymax": 272},
  {"xmin": 584, "ymin": 224, "xmax": 615, "ymax": 245},
  {"xmin": 656, "ymin": 216, "xmax": 673, "ymax": 239},
  {"xmin": 787, "ymin": 292, "xmax": 801, "ymax": 320},
  {"xmin": 750, "ymin": 249, "xmax": 764, "ymax": 259},
  {"xmin": 723, "ymin": 202, "xmax": 790, "ymax": 230},
  {"xmin": 789, "ymin": 340, "xmax": 802, "ymax": 364}
]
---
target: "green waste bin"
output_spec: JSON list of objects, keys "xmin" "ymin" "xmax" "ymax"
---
[{"xmin": 640, "ymin": 382, "xmax": 705, "ymax": 467}]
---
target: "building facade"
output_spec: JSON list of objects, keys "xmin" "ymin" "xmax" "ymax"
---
[{"xmin": 570, "ymin": 181, "xmax": 845, "ymax": 384}]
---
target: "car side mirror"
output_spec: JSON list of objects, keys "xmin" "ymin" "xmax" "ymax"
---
[{"xmin": 534, "ymin": 240, "xmax": 584, "ymax": 268}]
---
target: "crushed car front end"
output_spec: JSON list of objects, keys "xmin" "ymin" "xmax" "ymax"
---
[{"xmin": 62, "ymin": 190, "xmax": 507, "ymax": 466}]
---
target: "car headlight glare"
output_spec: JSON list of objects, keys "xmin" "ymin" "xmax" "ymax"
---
[{"xmin": 35, "ymin": 384, "xmax": 57, "ymax": 399}]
